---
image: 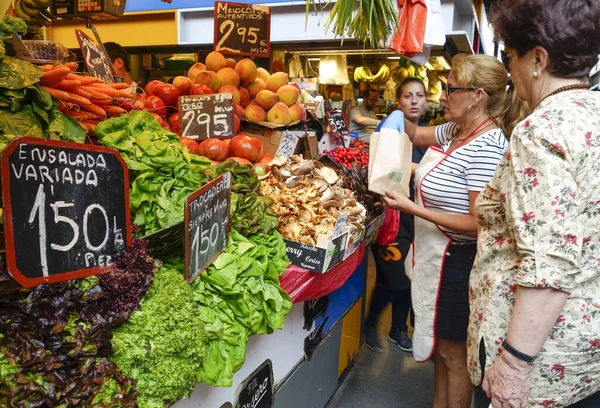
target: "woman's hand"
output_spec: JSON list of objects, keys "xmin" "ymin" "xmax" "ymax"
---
[
  {"xmin": 383, "ymin": 190, "xmax": 420, "ymax": 215},
  {"xmin": 483, "ymin": 352, "xmax": 533, "ymax": 408}
]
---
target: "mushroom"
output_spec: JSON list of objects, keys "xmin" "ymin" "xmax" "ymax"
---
[
  {"xmin": 314, "ymin": 161, "xmax": 324, "ymax": 168},
  {"xmin": 329, "ymin": 207, "xmax": 342, "ymax": 218},
  {"xmin": 299, "ymin": 209, "xmax": 313, "ymax": 223},
  {"xmin": 285, "ymin": 176, "xmax": 300, "ymax": 188},
  {"xmin": 279, "ymin": 165, "xmax": 292, "ymax": 179},
  {"xmin": 310, "ymin": 177, "xmax": 329, "ymax": 193},
  {"xmin": 291, "ymin": 160, "xmax": 315, "ymax": 176},
  {"xmin": 319, "ymin": 167, "xmax": 339, "ymax": 184},
  {"xmin": 269, "ymin": 156, "xmax": 288, "ymax": 167},
  {"xmin": 320, "ymin": 186, "xmax": 335, "ymax": 204},
  {"xmin": 289, "ymin": 155, "xmax": 303, "ymax": 164},
  {"xmin": 323, "ymin": 198, "xmax": 344, "ymax": 209}
]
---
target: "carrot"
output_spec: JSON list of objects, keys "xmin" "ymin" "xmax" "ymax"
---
[
  {"xmin": 108, "ymin": 83, "xmax": 130, "ymax": 90},
  {"xmin": 65, "ymin": 73, "xmax": 102, "ymax": 85},
  {"xmin": 65, "ymin": 110, "xmax": 100, "ymax": 121},
  {"xmin": 42, "ymin": 86, "xmax": 70, "ymax": 102},
  {"xmin": 41, "ymin": 67, "xmax": 72, "ymax": 82},
  {"xmin": 72, "ymin": 88, "xmax": 94, "ymax": 99},
  {"xmin": 65, "ymin": 92, "xmax": 91, "ymax": 106},
  {"xmin": 40, "ymin": 64, "xmax": 54, "ymax": 72},
  {"xmin": 80, "ymin": 103, "xmax": 106, "ymax": 117},
  {"xmin": 90, "ymin": 97, "xmax": 117, "ymax": 106},
  {"xmin": 56, "ymin": 79, "xmax": 82, "ymax": 90},
  {"xmin": 103, "ymin": 105, "xmax": 127, "ymax": 116},
  {"xmin": 80, "ymin": 86, "xmax": 115, "ymax": 99},
  {"xmin": 88, "ymin": 83, "xmax": 120, "ymax": 97},
  {"xmin": 116, "ymin": 89, "xmax": 135, "ymax": 98},
  {"xmin": 58, "ymin": 101, "xmax": 77, "ymax": 111},
  {"xmin": 66, "ymin": 62, "xmax": 79, "ymax": 72}
]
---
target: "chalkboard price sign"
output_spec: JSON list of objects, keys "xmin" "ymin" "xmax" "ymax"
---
[
  {"xmin": 214, "ymin": 1, "xmax": 271, "ymax": 57},
  {"xmin": 326, "ymin": 110, "xmax": 349, "ymax": 138},
  {"xmin": 75, "ymin": 29, "xmax": 114, "ymax": 84},
  {"xmin": 235, "ymin": 360, "xmax": 274, "ymax": 408},
  {"xmin": 1, "ymin": 137, "xmax": 131, "ymax": 288},
  {"xmin": 179, "ymin": 94, "xmax": 235, "ymax": 140},
  {"xmin": 185, "ymin": 173, "xmax": 231, "ymax": 283}
]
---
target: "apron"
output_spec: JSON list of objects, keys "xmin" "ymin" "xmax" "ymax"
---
[{"xmin": 406, "ymin": 146, "xmax": 453, "ymax": 362}]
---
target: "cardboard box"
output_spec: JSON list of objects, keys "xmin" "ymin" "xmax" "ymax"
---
[
  {"xmin": 343, "ymin": 227, "xmax": 364, "ymax": 260},
  {"xmin": 241, "ymin": 124, "xmax": 316, "ymax": 157},
  {"xmin": 284, "ymin": 232, "xmax": 347, "ymax": 274}
]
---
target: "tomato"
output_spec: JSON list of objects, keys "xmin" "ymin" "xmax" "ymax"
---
[
  {"xmin": 168, "ymin": 113, "xmax": 181, "ymax": 135},
  {"xmin": 234, "ymin": 114, "xmax": 241, "ymax": 134},
  {"xmin": 145, "ymin": 95, "xmax": 167, "ymax": 117},
  {"xmin": 144, "ymin": 80, "xmax": 165, "ymax": 96},
  {"xmin": 226, "ymin": 157, "xmax": 252, "ymax": 166},
  {"xmin": 229, "ymin": 133, "xmax": 264, "ymax": 162},
  {"xmin": 180, "ymin": 137, "xmax": 199, "ymax": 154},
  {"xmin": 155, "ymin": 84, "xmax": 180, "ymax": 108},
  {"xmin": 197, "ymin": 138, "xmax": 228, "ymax": 161},
  {"xmin": 151, "ymin": 112, "xmax": 169, "ymax": 130}
]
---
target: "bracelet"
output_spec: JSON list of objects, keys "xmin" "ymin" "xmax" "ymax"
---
[{"xmin": 501, "ymin": 340, "xmax": 537, "ymax": 365}]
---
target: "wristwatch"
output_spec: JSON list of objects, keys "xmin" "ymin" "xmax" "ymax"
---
[{"xmin": 501, "ymin": 340, "xmax": 537, "ymax": 365}]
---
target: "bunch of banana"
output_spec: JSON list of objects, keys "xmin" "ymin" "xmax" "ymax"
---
[
  {"xmin": 354, "ymin": 65, "xmax": 374, "ymax": 82},
  {"xmin": 12, "ymin": 0, "xmax": 52, "ymax": 27},
  {"xmin": 371, "ymin": 63, "xmax": 390, "ymax": 83}
]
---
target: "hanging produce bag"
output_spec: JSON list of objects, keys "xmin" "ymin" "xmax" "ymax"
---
[
  {"xmin": 376, "ymin": 207, "xmax": 400, "ymax": 245},
  {"xmin": 319, "ymin": 55, "xmax": 350, "ymax": 85},
  {"xmin": 388, "ymin": 0, "xmax": 428, "ymax": 56}
]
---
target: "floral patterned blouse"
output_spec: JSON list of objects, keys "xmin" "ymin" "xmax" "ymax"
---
[{"xmin": 468, "ymin": 90, "xmax": 600, "ymax": 407}]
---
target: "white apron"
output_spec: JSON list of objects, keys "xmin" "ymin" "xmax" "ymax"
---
[{"xmin": 407, "ymin": 146, "xmax": 454, "ymax": 362}]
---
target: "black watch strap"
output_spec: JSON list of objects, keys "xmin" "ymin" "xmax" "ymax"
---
[{"xmin": 501, "ymin": 340, "xmax": 537, "ymax": 365}]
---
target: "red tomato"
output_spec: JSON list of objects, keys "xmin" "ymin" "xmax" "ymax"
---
[
  {"xmin": 229, "ymin": 133, "xmax": 264, "ymax": 162},
  {"xmin": 226, "ymin": 157, "xmax": 252, "ymax": 166},
  {"xmin": 189, "ymin": 83, "xmax": 214, "ymax": 95},
  {"xmin": 234, "ymin": 114, "xmax": 241, "ymax": 134},
  {"xmin": 197, "ymin": 138, "xmax": 228, "ymax": 161},
  {"xmin": 180, "ymin": 137, "xmax": 199, "ymax": 154},
  {"xmin": 168, "ymin": 113, "xmax": 181, "ymax": 135},
  {"xmin": 145, "ymin": 95, "xmax": 167, "ymax": 117},
  {"xmin": 155, "ymin": 84, "xmax": 180, "ymax": 108},
  {"xmin": 151, "ymin": 112, "xmax": 169, "ymax": 130},
  {"xmin": 258, "ymin": 155, "xmax": 274, "ymax": 171},
  {"xmin": 144, "ymin": 80, "xmax": 165, "ymax": 96}
]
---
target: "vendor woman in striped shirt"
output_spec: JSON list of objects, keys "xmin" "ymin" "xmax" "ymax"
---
[{"xmin": 382, "ymin": 54, "xmax": 527, "ymax": 408}]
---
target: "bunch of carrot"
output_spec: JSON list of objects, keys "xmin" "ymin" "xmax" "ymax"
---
[{"xmin": 39, "ymin": 63, "xmax": 135, "ymax": 132}]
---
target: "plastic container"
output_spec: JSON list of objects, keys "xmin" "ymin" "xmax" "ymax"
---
[{"xmin": 22, "ymin": 40, "xmax": 68, "ymax": 65}]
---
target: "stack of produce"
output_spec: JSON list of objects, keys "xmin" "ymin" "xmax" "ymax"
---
[
  {"xmin": 145, "ymin": 50, "xmax": 308, "ymax": 136},
  {"xmin": 353, "ymin": 63, "xmax": 391, "ymax": 83},
  {"xmin": 261, "ymin": 155, "xmax": 367, "ymax": 246},
  {"xmin": 0, "ymin": 239, "xmax": 154, "ymax": 407},
  {"xmin": 0, "ymin": 16, "xmax": 85, "ymax": 150}
]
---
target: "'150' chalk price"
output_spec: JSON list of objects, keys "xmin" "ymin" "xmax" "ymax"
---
[
  {"xmin": 28, "ymin": 183, "xmax": 124, "ymax": 277},
  {"xmin": 190, "ymin": 213, "xmax": 228, "ymax": 271}
]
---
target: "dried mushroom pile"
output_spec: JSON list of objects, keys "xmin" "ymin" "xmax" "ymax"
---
[{"xmin": 260, "ymin": 155, "xmax": 366, "ymax": 246}]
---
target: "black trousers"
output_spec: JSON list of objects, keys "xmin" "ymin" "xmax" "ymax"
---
[
  {"xmin": 366, "ymin": 285, "xmax": 413, "ymax": 332},
  {"xmin": 474, "ymin": 341, "xmax": 600, "ymax": 407}
]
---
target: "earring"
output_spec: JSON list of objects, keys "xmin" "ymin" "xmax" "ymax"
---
[
  {"xmin": 533, "ymin": 71, "xmax": 538, "ymax": 78},
  {"xmin": 467, "ymin": 104, "xmax": 481, "ymax": 120}
]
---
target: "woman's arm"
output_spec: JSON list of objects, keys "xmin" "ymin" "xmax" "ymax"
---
[
  {"xmin": 383, "ymin": 190, "xmax": 480, "ymax": 237},
  {"xmin": 404, "ymin": 118, "xmax": 440, "ymax": 148}
]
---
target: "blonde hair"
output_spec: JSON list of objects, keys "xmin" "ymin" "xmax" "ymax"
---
[{"xmin": 452, "ymin": 53, "xmax": 529, "ymax": 137}]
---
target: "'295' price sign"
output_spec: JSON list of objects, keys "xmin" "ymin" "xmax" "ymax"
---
[
  {"xmin": 214, "ymin": 1, "xmax": 271, "ymax": 57},
  {"xmin": 1, "ymin": 138, "xmax": 131, "ymax": 288},
  {"xmin": 179, "ymin": 94, "xmax": 235, "ymax": 140},
  {"xmin": 185, "ymin": 173, "xmax": 231, "ymax": 283}
]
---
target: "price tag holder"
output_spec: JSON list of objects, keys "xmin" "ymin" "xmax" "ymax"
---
[
  {"xmin": 303, "ymin": 295, "xmax": 329, "ymax": 331},
  {"xmin": 304, "ymin": 317, "xmax": 328, "ymax": 361},
  {"xmin": 1, "ymin": 137, "xmax": 131, "ymax": 288},
  {"xmin": 179, "ymin": 94, "xmax": 235, "ymax": 140},
  {"xmin": 275, "ymin": 130, "xmax": 300, "ymax": 157},
  {"xmin": 185, "ymin": 173, "xmax": 232, "ymax": 283},
  {"xmin": 332, "ymin": 212, "xmax": 348, "ymax": 239},
  {"xmin": 75, "ymin": 29, "xmax": 114, "ymax": 84},
  {"xmin": 235, "ymin": 360, "xmax": 274, "ymax": 408},
  {"xmin": 326, "ymin": 109, "xmax": 349, "ymax": 138},
  {"xmin": 214, "ymin": 1, "xmax": 271, "ymax": 58}
]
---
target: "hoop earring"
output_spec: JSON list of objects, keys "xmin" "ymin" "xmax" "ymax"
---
[{"xmin": 467, "ymin": 104, "xmax": 481, "ymax": 120}]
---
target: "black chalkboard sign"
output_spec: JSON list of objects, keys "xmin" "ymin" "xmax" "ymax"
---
[
  {"xmin": 1, "ymin": 137, "xmax": 130, "ymax": 288},
  {"xmin": 284, "ymin": 233, "xmax": 347, "ymax": 273},
  {"xmin": 142, "ymin": 221, "xmax": 185, "ymax": 258},
  {"xmin": 185, "ymin": 173, "xmax": 232, "ymax": 283},
  {"xmin": 75, "ymin": 29, "xmax": 114, "ymax": 84},
  {"xmin": 326, "ymin": 110, "xmax": 349, "ymax": 138},
  {"xmin": 179, "ymin": 94, "xmax": 235, "ymax": 140},
  {"xmin": 214, "ymin": 1, "xmax": 271, "ymax": 57},
  {"xmin": 304, "ymin": 318, "xmax": 328, "ymax": 361},
  {"xmin": 235, "ymin": 360, "xmax": 274, "ymax": 408},
  {"xmin": 303, "ymin": 295, "xmax": 329, "ymax": 331}
]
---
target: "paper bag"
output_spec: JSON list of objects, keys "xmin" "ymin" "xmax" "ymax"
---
[{"xmin": 368, "ymin": 127, "xmax": 413, "ymax": 198}]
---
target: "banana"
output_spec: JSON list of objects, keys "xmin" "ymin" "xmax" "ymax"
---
[
  {"xmin": 354, "ymin": 67, "xmax": 362, "ymax": 82},
  {"xmin": 33, "ymin": 0, "xmax": 49, "ymax": 7},
  {"xmin": 21, "ymin": 0, "xmax": 41, "ymax": 17},
  {"xmin": 13, "ymin": 0, "xmax": 34, "ymax": 22}
]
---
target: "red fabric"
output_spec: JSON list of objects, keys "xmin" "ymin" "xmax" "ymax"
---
[
  {"xmin": 376, "ymin": 207, "xmax": 400, "ymax": 245},
  {"xmin": 280, "ymin": 243, "xmax": 366, "ymax": 303},
  {"xmin": 389, "ymin": 0, "xmax": 427, "ymax": 56}
]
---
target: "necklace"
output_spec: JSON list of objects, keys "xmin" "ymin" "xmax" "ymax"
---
[
  {"xmin": 452, "ymin": 120, "xmax": 494, "ymax": 148},
  {"xmin": 538, "ymin": 84, "xmax": 589, "ymax": 106}
]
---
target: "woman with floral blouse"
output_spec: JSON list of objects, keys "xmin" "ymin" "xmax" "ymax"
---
[{"xmin": 469, "ymin": 0, "xmax": 600, "ymax": 407}]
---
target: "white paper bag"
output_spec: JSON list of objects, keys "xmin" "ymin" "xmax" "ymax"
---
[{"xmin": 368, "ymin": 127, "xmax": 413, "ymax": 198}]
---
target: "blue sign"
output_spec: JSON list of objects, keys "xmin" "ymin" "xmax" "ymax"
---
[{"xmin": 125, "ymin": 0, "xmax": 286, "ymax": 13}]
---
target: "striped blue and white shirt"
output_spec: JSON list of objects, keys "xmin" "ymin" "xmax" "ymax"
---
[{"xmin": 420, "ymin": 122, "xmax": 507, "ymax": 242}]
